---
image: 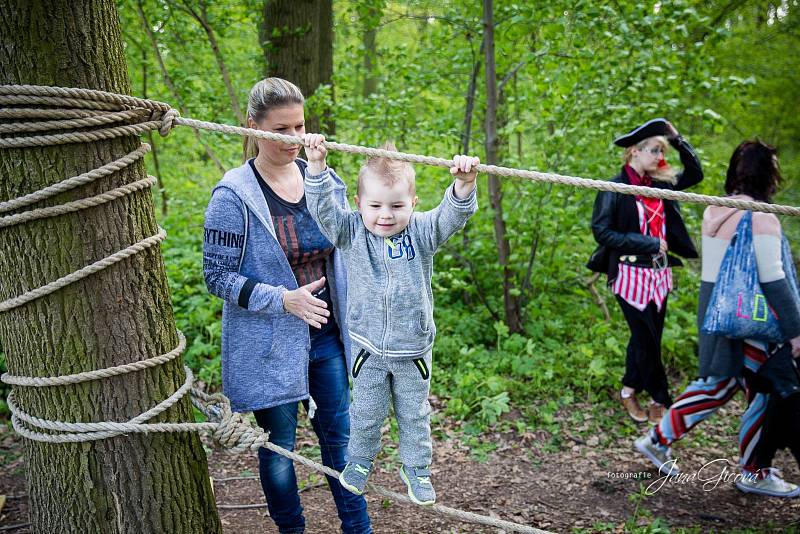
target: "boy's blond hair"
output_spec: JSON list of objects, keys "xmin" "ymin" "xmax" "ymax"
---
[{"xmin": 357, "ymin": 142, "xmax": 416, "ymax": 195}]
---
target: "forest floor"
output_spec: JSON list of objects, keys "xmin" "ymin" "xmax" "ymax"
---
[{"xmin": 2, "ymin": 396, "xmax": 799, "ymax": 534}]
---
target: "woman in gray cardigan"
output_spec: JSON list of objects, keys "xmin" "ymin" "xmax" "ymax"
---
[
  {"xmin": 635, "ymin": 140, "xmax": 800, "ymax": 498},
  {"xmin": 203, "ymin": 78, "xmax": 371, "ymax": 534}
]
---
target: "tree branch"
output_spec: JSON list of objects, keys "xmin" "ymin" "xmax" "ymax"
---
[{"xmin": 135, "ymin": 0, "xmax": 226, "ymax": 173}]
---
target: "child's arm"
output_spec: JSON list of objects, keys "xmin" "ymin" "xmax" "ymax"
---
[
  {"xmin": 303, "ymin": 134, "xmax": 358, "ymax": 249},
  {"xmin": 414, "ymin": 155, "xmax": 479, "ymax": 254}
]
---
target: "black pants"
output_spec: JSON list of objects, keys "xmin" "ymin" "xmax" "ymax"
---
[
  {"xmin": 756, "ymin": 393, "xmax": 800, "ymax": 471},
  {"xmin": 616, "ymin": 295, "xmax": 672, "ymax": 406}
]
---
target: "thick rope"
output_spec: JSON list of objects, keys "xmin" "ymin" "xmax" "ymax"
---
[
  {"xmin": 1, "ymin": 84, "xmax": 799, "ymax": 216},
  {"xmin": 0, "ymin": 85, "xmax": 171, "ymax": 112},
  {"xmin": 0, "ymin": 144, "xmax": 151, "ymax": 214},
  {"xmin": 0, "ymin": 108, "xmax": 130, "ymax": 120},
  {"xmin": 1, "ymin": 331, "xmax": 186, "ymax": 387},
  {"xmin": 4, "ymin": 339, "xmax": 546, "ymax": 534},
  {"xmin": 0, "ymin": 227, "xmax": 166, "ymax": 313},
  {"xmin": 0, "ymin": 121, "xmax": 164, "ymax": 148},
  {"xmin": 0, "ymin": 175, "xmax": 156, "ymax": 228},
  {"xmin": 0, "ymin": 109, "xmax": 149, "ymax": 133},
  {"xmin": 175, "ymin": 117, "xmax": 800, "ymax": 217}
]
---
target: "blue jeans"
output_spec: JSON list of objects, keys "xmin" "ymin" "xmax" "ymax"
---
[{"xmin": 253, "ymin": 328, "xmax": 371, "ymax": 534}]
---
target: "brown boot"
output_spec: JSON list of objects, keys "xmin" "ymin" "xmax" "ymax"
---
[
  {"xmin": 621, "ymin": 393, "xmax": 648, "ymax": 423},
  {"xmin": 648, "ymin": 403, "xmax": 665, "ymax": 424}
]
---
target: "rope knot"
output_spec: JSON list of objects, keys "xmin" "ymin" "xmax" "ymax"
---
[
  {"xmin": 158, "ymin": 108, "xmax": 180, "ymax": 137},
  {"xmin": 207, "ymin": 395, "xmax": 268, "ymax": 453}
]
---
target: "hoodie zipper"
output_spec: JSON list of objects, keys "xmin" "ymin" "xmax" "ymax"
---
[{"xmin": 381, "ymin": 235, "xmax": 390, "ymax": 357}]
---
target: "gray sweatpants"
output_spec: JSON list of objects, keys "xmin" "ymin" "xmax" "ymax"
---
[{"xmin": 347, "ymin": 346, "xmax": 432, "ymax": 467}]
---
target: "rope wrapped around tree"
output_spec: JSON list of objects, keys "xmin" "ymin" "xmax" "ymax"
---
[{"xmin": 0, "ymin": 83, "xmax": 565, "ymax": 534}]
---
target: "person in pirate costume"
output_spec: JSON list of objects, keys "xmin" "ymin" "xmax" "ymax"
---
[{"xmin": 588, "ymin": 118, "xmax": 703, "ymax": 423}]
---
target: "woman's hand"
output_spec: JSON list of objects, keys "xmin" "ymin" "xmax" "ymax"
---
[
  {"xmin": 790, "ymin": 335, "xmax": 800, "ymax": 358},
  {"xmin": 283, "ymin": 277, "xmax": 329, "ymax": 328},
  {"xmin": 658, "ymin": 238, "xmax": 668, "ymax": 255},
  {"xmin": 303, "ymin": 133, "xmax": 327, "ymax": 175},
  {"xmin": 451, "ymin": 154, "xmax": 479, "ymax": 199}
]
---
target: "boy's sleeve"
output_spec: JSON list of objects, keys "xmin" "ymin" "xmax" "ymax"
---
[
  {"xmin": 203, "ymin": 187, "xmax": 287, "ymax": 315},
  {"xmin": 414, "ymin": 182, "xmax": 478, "ymax": 254},
  {"xmin": 304, "ymin": 167, "xmax": 359, "ymax": 249}
]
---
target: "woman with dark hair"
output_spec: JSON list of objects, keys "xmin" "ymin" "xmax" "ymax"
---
[
  {"xmin": 203, "ymin": 78, "xmax": 371, "ymax": 533},
  {"xmin": 589, "ymin": 118, "xmax": 703, "ymax": 424},
  {"xmin": 635, "ymin": 140, "xmax": 800, "ymax": 498}
]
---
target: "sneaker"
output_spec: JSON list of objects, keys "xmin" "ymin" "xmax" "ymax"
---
[
  {"xmin": 648, "ymin": 403, "xmax": 665, "ymax": 424},
  {"xmin": 736, "ymin": 468, "xmax": 800, "ymax": 498},
  {"xmin": 338, "ymin": 457, "xmax": 373, "ymax": 496},
  {"xmin": 621, "ymin": 393, "xmax": 648, "ymax": 423},
  {"xmin": 400, "ymin": 465, "xmax": 436, "ymax": 505},
  {"xmin": 634, "ymin": 434, "xmax": 680, "ymax": 476}
]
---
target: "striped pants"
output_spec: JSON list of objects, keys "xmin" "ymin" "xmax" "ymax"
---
[{"xmin": 652, "ymin": 345, "xmax": 769, "ymax": 470}]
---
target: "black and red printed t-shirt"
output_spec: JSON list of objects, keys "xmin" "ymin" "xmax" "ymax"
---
[{"xmin": 249, "ymin": 159, "xmax": 336, "ymax": 337}]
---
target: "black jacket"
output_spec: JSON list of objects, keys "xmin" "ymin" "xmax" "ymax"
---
[{"xmin": 587, "ymin": 136, "xmax": 703, "ymax": 283}]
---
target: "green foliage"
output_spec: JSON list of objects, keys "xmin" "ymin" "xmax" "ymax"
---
[{"xmin": 107, "ymin": 0, "xmax": 800, "ymax": 434}]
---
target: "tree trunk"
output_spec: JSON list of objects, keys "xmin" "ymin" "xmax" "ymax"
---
[
  {"xmin": 261, "ymin": 0, "xmax": 334, "ymax": 134},
  {"xmin": 0, "ymin": 1, "xmax": 221, "ymax": 532},
  {"xmin": 360, "ymin": 2, "xmax": 381, "ymax": 98},
  {"xmin": 483, "ymin": 0, "xmax": 522, "ymax": 333}
]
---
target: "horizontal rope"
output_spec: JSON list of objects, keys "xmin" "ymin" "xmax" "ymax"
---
[
  {"xmin": 0, "ymin": 227, "xmax": 166, "ymax": 313},
  {"xmin": 0, "ymin": 85, "xmax": 171, "ymax": 112},
  {"xmin": 0, "ymin": 94, "xmax": 124, "ymax": 111},
  {"xmin": 1, "ymin": 331, "xmax": 185, "ymax": 387},
  {"xmin": 0, "ymin": 109, "xmax": 149, "ymax": 133},
  {"xmin": 2, "ymin": 84, "xmax": 798, "ymax": 216},
  {"xmin": 175, "ymin": 117, "xmax": 800, "ymax": 217},
  {"xmin": 8, "ymin": 365, "xmax": 209, "ymax": 443},
  {"xmin": 0, "ymin": 144, "xmax": 151, "ymax": 214},
  {"xmin": 0, "ymin": 175, "xmax": 155, "ymax": 228},
  {"xmin": 0, "ymin": 108, "xmax": 123, "ymax": 120},
  {"xmin": 0, "ymin": 121, "xmax": 163, "ymax": 148}
]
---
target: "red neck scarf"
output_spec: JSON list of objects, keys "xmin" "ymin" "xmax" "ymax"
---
[{"xmin": 624, "ymin": 164, "xmax": 665, "ymax": 239}]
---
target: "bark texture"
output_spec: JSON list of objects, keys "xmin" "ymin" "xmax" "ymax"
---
[
  {"xmin": 0, "ymin": 1, "xmax": 221, "ymax": 532},
  {"xmin": 260, "ymin": 0, "xmax": 334, "ymax": 134}
]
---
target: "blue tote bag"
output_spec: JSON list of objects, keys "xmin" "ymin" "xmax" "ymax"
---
[{"xmin": 702, "ymin": 211, "xmax": 799, "ymax": 342}]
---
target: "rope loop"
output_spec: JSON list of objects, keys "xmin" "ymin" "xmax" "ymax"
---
[{"xmin": 158, "ymin": 108, "xmax": 180, "ymax": 137}]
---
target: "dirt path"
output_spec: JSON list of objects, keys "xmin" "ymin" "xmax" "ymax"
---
[{"xmin": 2, "ymin": 398, "xmax": 799, "ymax": 533}]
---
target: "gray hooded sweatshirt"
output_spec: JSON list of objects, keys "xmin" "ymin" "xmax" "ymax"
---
[{"xmin": 304, "ymin": 169, "xmax": 477, "ymax": 359}]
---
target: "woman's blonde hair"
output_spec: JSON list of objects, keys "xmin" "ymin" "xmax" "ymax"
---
[
  {"xmin": 622, "ymin": 135, "xmax": 677, "ymax": 184},
  {"xmin": 243, "ymin": 78, "xmax": 305, "ymax": 161}
]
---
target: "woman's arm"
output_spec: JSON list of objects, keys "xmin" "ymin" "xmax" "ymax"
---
[
  {"xmin": 203, "ymin": 187, "xmax": 286, "ymax": 315},
  {"xmin": 754, "ymin": 213, "xmax": 800, "ymax": 343},
  {"xmin": 669, "ymin": 135, "xmax": 703, "ymax": 191}
]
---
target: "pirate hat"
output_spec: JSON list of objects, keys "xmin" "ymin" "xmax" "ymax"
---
[{"xmin": 613, "ymin": 118, "xmax": 670, "ymax": 148}]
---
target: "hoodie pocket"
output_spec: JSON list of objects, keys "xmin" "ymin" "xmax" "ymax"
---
[
  {"xmin": 418, "ymin": 312, "xmax": 432, "ymax": 335},
  {"xmin": 352, "ymin": 349, "xmax": 370, "ymax": 378}
]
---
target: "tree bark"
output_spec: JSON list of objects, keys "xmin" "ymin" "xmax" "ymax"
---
[
  {"xmin": 261, "ymin": 0, "xmax": 334, "ymax": 134},
  {"xmin": 0, "ymin": 1, "xmax": 221, "ymax": 532},
  {"xmin": 360, "ymin": 2, "xmax": 381, "ymax": 98},
  {"xmin": 483, "ymin": 0, "xmax": 522, "ymax": 333}
]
